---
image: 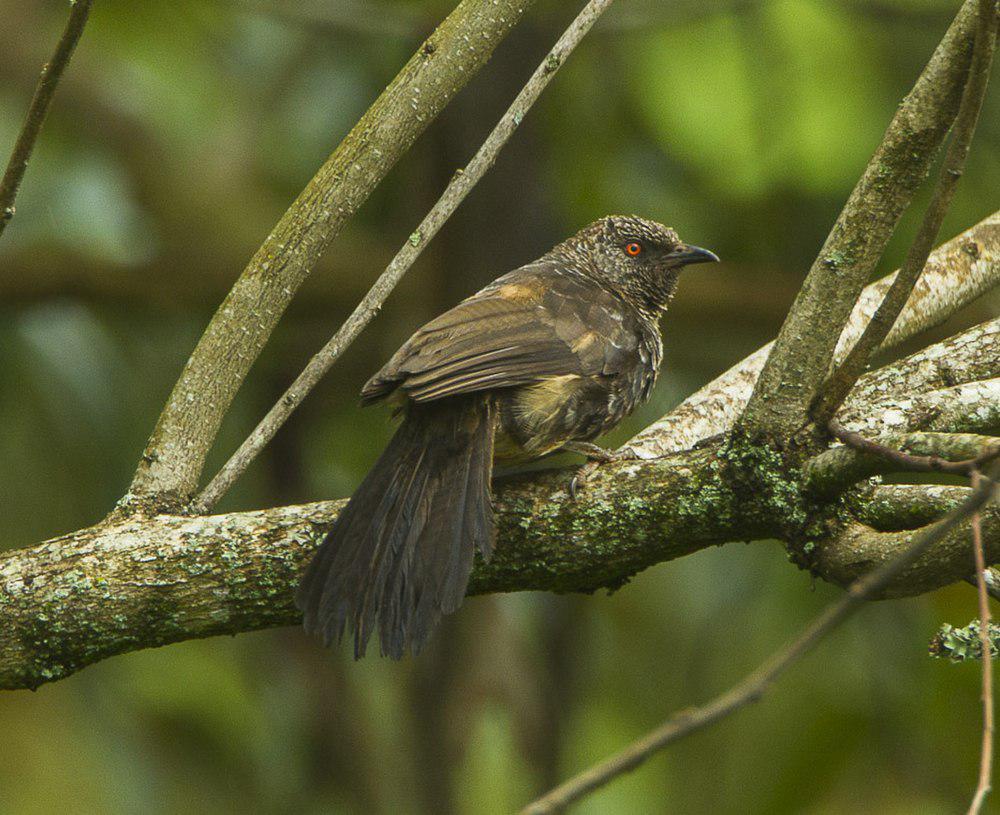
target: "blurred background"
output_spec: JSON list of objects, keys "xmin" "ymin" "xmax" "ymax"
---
[{"xmin": 1, "ymin": 0, "xmax": 999, "ymax": 812}]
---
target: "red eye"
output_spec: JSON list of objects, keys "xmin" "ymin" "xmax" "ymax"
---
[{"xmin": 625, "ymin": 242, "xmax": 642, "ymax": 256}]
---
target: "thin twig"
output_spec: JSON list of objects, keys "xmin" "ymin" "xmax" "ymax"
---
[
  {"xmin": 828, "ymin": 418, "xmax": 1000, "ymax": 479},
  {"xmin": 969, "ymin": 469, "xmax": 994, "ymax": 815},
  {"xmin": 813, "ymin": 0, "xmax": 999, "ymax": 423},
  {"xmin": 192, "ymin": 0, "xmax": 618, "ymax": 513},
  {"xmin": 522, "ymin": 466, "xmax": 1000, "ymax": 815},
  {"xmin": 0, "ymin": 0, "xmax": 94, "ymax": 240}
]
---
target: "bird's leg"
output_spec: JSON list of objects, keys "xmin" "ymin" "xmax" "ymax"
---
[{"xmin": 563, "ymin": 442, "xmax": 639, "ymax": 500}]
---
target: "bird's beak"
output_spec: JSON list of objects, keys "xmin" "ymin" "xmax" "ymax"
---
[{"xmin": 668, "ymin": 244, "xmax": 720, "ymax": 266}]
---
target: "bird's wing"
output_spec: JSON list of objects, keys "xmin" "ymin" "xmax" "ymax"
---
[{"xmin": 361, "ymin": 267, "xmax": 635, "ymax": 405}]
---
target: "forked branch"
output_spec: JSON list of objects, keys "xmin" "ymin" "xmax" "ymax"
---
[
  {"xmin": 193, "ymin": 0, "xmax": 619, "ymax": 513},
  {"xmin": 124, "ymin": 0, "xmax": 539, "ymax": 506},
  {"xmin": 737, "ymin": 0, "xmax": 980, "ymax": 439},
  {"xmin": 813, "ymin": 0, "xmax": 998, "ymax": 422}
]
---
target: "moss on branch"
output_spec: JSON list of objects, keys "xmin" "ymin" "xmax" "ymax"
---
[{"xmin": 3, "ymin": 444, "xmax": 775, "ymax": 691}]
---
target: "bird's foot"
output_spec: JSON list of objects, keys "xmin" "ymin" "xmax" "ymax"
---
[{"xmin": 564, "ymin": 443, "xmax": 639, "ymax": 500}]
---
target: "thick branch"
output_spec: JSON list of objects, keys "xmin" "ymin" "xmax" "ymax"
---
[
  {"xmin": 630, "ymin": 212, "xmax": 1000, "ymax": 458},
  {"xmin": 125, "ymin": 0, "xmax": 537, "ymax": 506},
  {"xmin": 737, "ymin": 0, "xmax": 979, "ymax": 438},
  {"xmin": 1, "ymin": 444, "xmax": 772, "ymax": 691}
]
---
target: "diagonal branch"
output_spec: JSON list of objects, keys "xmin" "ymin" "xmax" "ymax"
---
[
  {"xmin": 813, "ymin": 0, "xmax": 998, "ymax": 423},
  {"xmin": 123, "ymin": 0, "xmax": 539, "ymax": 508},
  {"xmin": 521, "ymin": 466, "xmax": 1000, "ymax": 815},
  {"xmin": 736, "ymin": 0, "xmax": 980, "ymax": 439},
  {"xmin": 629, "ymin": 217, "xmax": 1000, "ymax": 459},
  {"xmin": 0, "ymin": 0, "xmax": 94, "ymax": 241},
  {"xmin": 193, "ymin": 0, "xmax": 618, "ymax": 513}
]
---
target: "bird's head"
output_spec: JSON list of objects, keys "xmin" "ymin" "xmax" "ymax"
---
[{"xmin": 554, "ymin": 215, "xmax": 719, "ymax": 315}]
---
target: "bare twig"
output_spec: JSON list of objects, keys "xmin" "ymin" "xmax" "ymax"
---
[
  {"xmin": 123, "ymin": 0, "xmax": 539, "ymax": 507},
  {"xmin": 736, "ymin": 0, "xmax": 979, "ymax": 439},
  {"xmin": 193, "ymin": 0, "xmax": 618, "ymax": 512},
  {"xmin": 522, "ymin": 467, "xmax": 1000, "ymax": 815},
  {"xmin": 0, "ymin": 0, "xmax": 93, "ymax": 240},
  {"xmin": 813, "ymin": 0, "xmax": 999, "ymax": 423},
  {"xmin": 805, "ymin": 430, "xmax": 1000, "ymax": 498},
  {"xmin": 827, "ymin": 418, "xmax": 1000, "ymax": 479},
  {"xmin": 970, "ymin": 469, "xmax": 995, "ymax": 815}
]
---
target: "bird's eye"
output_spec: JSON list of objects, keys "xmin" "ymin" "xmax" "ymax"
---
[{"xmin": 625, "ymin": 242, "xmax": 643, "ymax": 257}]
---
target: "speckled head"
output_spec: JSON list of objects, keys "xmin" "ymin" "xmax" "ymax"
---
[{"xmin": 550, "ymin": 215, "xmax": 719, "ymax": 316}]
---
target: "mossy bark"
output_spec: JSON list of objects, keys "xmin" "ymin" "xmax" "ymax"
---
[{"xmin": 3, "ymin": 444, "xmax": 772, "ymax": 691}]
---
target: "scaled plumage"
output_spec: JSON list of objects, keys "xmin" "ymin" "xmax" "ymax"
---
[{"xmin": 297, "ymin": 215, "xmax": 718, "ymax": 657}]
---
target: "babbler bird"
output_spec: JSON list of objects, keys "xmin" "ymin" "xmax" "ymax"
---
[{"xmin": 297, "ymin": 215, "xmax": 718, "ymax": 658}]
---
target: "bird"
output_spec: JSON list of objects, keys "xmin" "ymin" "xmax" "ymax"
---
[{"xmin": 296, "ymin": 215, "xmax": 718, "ymax": 658}]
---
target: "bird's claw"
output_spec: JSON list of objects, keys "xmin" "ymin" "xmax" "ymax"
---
[{"xmin": 567, "ymin": 446, "xmax": 639, "ymax": 500}]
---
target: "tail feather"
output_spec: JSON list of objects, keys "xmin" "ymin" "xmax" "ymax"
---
[{"xmin": 296, "ymin": 396, "xmax": 496, "ymax": 658}]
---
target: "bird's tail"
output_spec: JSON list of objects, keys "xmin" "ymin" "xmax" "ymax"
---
[{"xmin": 296, "ymin": 395, "xmax": 496, "ymax": 658}]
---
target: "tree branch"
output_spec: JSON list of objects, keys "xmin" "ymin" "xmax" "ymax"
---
[
  {"xmin": 193, "ymin": 0, "xmax": 618, "ymax": 513},
  {"xmin": 841, "ymin": 377, "xmax": 1000, "ymax": 437},
  {"xmin": 812, "ymin": 0, "xmax": 998, "ymax": 423},
  {"xmin": 4, "ymin": 322, "xmax": 998, "ymax": 691},
  {"xmin": 124, "ymin": 0, "xmax": 538, "ymax": 507},
  {"xmin": 805, "ymin": 431, "xmax": 1000, "ymax": 498},
  {"xmin": 842, "ymin": 318, "xmax": 999, "ymax": 418},
  {"xmin": 1, "ymin": 442, "xmax": 773, "ymax": 691},
  {"xmin": 815, "ymin": 503, "xmax": 999, "ymax": 598},
  {"xmin": 0, "ymin": 0, "xmax": 93, "ymax": 240},
  {"xmin": 736, "ymin": 0, "xmax": 979, "ymax": 439},
  {"xmin": 629, "ymin": 212, "xmax": 1000, "ymax": 458},
  {"xmin": 521, "ymin": 466, "xmax": 1000, "ymax": 815},
  {"xmin": 851, "ymin": 484, "xmax": 974, "ymax": 531}
]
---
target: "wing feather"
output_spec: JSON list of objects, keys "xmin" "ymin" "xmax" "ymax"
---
[{"xmin": 360, "ymin": 265, "xmax": 640, "ymax": 405}]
